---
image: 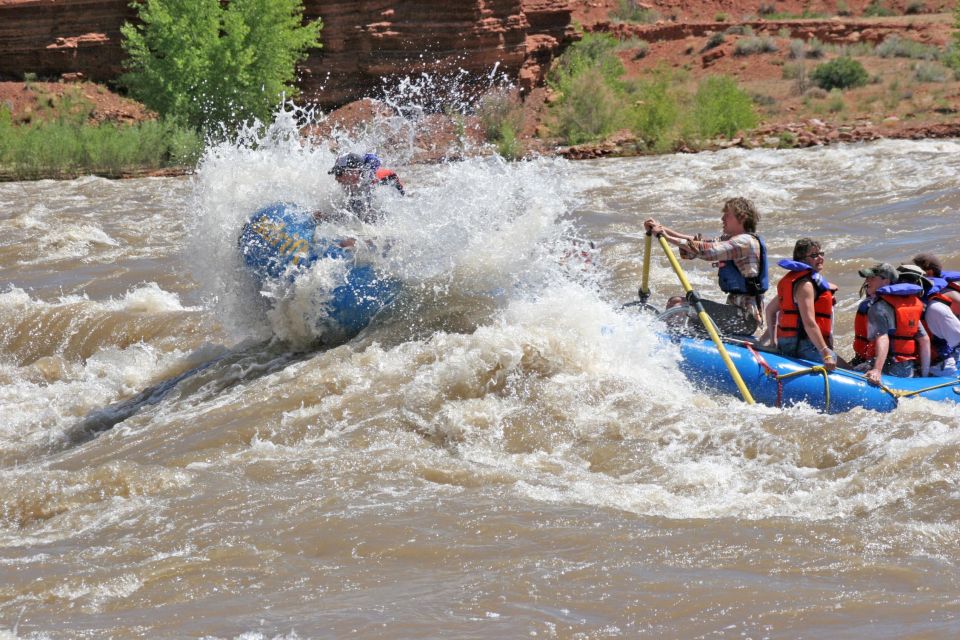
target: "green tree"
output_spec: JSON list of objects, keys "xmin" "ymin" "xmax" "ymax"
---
[{"xmin": 121, "ymin": 0, "xmax": 322, "ymax": 132}]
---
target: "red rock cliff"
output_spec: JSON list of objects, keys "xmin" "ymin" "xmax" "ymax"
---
[{"xmin": 0, "ymin": 0, "xmax": 573, "ymax": 107}]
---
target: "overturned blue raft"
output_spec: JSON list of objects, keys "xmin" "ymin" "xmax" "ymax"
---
[
  {"xmin": 238, "ymin": 203, "xmax": 400, "ymax": 336},
  {"xmin": 675, "ymin": 335, "xmax": 960, "ymax": 413}
]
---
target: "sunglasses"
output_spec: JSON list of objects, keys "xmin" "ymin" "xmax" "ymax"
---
[{"xmin": 806, "ymin": 251, "xmax": 825, "ymax": 259}]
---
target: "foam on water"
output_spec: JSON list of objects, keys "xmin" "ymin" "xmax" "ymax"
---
[{"xmin": 188, "ymin": 108, "xmax": 586, "ymax": 344}]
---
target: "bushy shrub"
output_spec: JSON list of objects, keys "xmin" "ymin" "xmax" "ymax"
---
[
  {"xmin": 611, "ymin": 0, "xmax": 658, "ymax": 23},
  {"xmin": 811, "ymin": 57, "xmax": 869, "ymax": 90},
  {"xmin": 550, "ymin": 72, "xmax": 626, "ymax": 144},
  {"xmin": 630, "ymin": 73, "xmax": 679, "ymax": 152},
  {"xmin": 875, "ymin": 36, "xmax": 940, "ymax": 60},
  {"xmin": 789, "ymin": 39, "xmax": 806, "ymax": 59},
  {"xmin": 904, "ymin": 1, "xmax": 926, "ymax": 14},
  {"xmin": 121, "ymin": 0, "xmax": 322, "ymax": 132},
  {"xmin": 689, "ymin": 75, "xmax": 758, "ymax": 139},
  {"xmin": 478, "ymin": 88, "xmax": 525, "ymax": 158},
  {"xmin": 548, "ymin": 33, "xmax": 630, "ymax": 144},
  {"xmin": 0, "ymin": 118, "xmax": 202, "ymax": 179},
  {"xmin": 913, "ymin": 61, "xmax": 948, "ymax": 82},
  {"xmin": 702, "ymin": 33, "xmax": 726, "ymax": 52},
  {"xmin": 734, "ymin": 37, "xmax": 778, "ymax": 56},
  {"xmin": 863, "ymin": 0, "xmax": 895, "ymax": 17}
]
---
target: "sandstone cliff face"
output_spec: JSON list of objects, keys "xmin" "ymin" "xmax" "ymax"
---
[{"xmin": 0, "ymin": 0, "xmax": 574, "ymax": 108}]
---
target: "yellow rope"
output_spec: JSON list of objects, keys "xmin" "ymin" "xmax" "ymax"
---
[{"xmin": 876, "ymin": 378, "xmax": 960, "ymax": 399}]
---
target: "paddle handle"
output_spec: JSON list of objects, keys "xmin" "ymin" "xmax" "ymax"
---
[{"xmin": 639, "ymin": 232, "xmax": 652, "ymax": 301}]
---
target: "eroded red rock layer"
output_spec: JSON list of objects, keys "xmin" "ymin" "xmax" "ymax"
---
[{"xmin": 0, "ymin": 0, "xmax": 574, "ymax": 107}]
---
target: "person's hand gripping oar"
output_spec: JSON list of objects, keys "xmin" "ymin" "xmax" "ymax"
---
[{"xmin": 646, "ymin": 220, "xmax": 756, "ymax": 405}]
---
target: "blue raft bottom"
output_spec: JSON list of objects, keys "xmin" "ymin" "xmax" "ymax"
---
[{"xmin": 674, "ymin": 333, "xmax": 960, "ymax": 413}]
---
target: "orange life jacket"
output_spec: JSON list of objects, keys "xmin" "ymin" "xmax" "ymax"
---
[
  {"xmin": 853, "ymin": 289, "xmax": 924, "ymax": 362},
  {"xmin": 373, "ymin": 168, "xmax": 404, "ymax": 195},
  {"xmin": 775, "ymin": 269, "xmax": 834, "ymax": 348}
]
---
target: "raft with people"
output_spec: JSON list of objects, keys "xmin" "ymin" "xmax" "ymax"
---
[
  {"xmin": 237, "ymin": 202, "xmax": 400, "ymax": 337},
  {"xmin": 636, "ymin": 200, "xmax": 960, "ymax": 414}
]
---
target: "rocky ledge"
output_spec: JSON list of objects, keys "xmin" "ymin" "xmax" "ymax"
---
[{"xmin": 0, "ymin": 0, "xmax": 575, "ymax": 108}]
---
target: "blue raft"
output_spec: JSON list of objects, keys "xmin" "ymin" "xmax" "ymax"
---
[
  {"xmin": 238, "ymin": 203, "xmax": 400, "ymax": 336},
  {"xmin": 674, "ymin": 334, "xmax": 960, "ymax": 413}
]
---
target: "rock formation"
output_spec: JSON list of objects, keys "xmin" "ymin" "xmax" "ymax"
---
[{"xmin": 0, "ymin": 0, "xmax": 574, "ymax": 108}]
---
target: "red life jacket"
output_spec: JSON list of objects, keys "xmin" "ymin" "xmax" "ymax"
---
[
  {"xmin": 775, "ymin": 269, "xmax": 834, "ymax": 347},
  {"xmin": 853, "ymin": 287, "xmax": 924, "ymax": 362},
  {"xmin": 373, "ymin": 168, "xmax": 404, "ymax": 195},
  {"xmin": 853, "ymin": 299, "xmax": 875, "ymax": 360}
]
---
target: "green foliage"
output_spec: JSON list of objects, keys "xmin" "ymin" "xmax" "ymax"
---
[
  {"xmin": 495, "ymin": 122, "xmax": 523, "ymax": 160},
  {"xmin": 734, "ymin": 36, "xmax": 778, "ymax": 56},
  {"xmin": 811, "ymin": 56, "xmax": 869, "ymax": 90},
  {"xmin": 546, "ymin": 35, "xmax": 757, "ymax": 148},
  {"xmin": 611, "ymin": 0, "xmax": 658, "ymax": 23},
  {"xmin": 0, "ymin": 118, "xmax": 202, "ymax": 180},
  {"xmin": 548, "ymin": 34, "xmax": 629, "ymax": 144},
  {"xmin": 121, "ymin": 0, "xmax": 322, "ymax": 132},
  {"xmin": 551, "ymin": 71, "xmax": 626, "ymax": 145},
  {"xmin": 702, "ymin": 33, "xmax": 725, "ymax": 52},
  {"xmin": 689, "ymin": 75, "xmax": 758, "ymax": 139},
  {"xmin": 913, "ymin": 61, "xmax": 948, "ymax": 82},
  {"xmin": 478, "ymin": 88, "xmax": 525, "ymax": 158},
  {"xmin": 549, "ymin": 33, "xmax": 625, "ymax": 93},
  {"xmin": 630, "ymin": 73, "xmax": 679, "ymax": 152},
  {"xmin": 863, "ymin": 0, "xmax": 895, "ymax": 16},
  {"xmin": 875, "ymin": 36, "xmax": 940, "ymax": 60}
]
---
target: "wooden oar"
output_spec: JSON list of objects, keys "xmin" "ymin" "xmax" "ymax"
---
[{"xmin": 654, "ymin": 233, "xmax": 756, "ymax": 405}]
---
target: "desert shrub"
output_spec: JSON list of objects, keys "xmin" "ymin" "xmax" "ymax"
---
[
  {"xmin": 551, "ymin": 72, "xmax": 626, "ymax": 144},
  {"xmin": 688, "ymin": 75, "xmax": 758, "ymax": 139},
  {"xmin": 826, "ymin": 88, "xmax": 846, "ymax": 112},
  {"xmin": 725, "ymin": 25, "xmax": 754, "ymax": 36},
  {"xmin": 913, "ymin": 61, "xmax": 948, "ymax": 82},
  {"xmin": 547, "ymin": 35, "xmax": 631, "ymax": 144},
  {"xmin": 620, "ymin": 38, "xmax": 651, "ymax": 58},
  {"xmin": 630, "ymin": 73, "xmax": 680, "ymax": 151},
  {"xmin": 811, "ymin": 56, "xmax": 869, "ymax": 90},
  {"xmin": 478, "ymin": 89, "xmax": 524, "ymax": 142},
  {"xmin": 836, "ymin": 0, "xmax": 852, "ymax": 16},
  {"xmin": 875, "ymin": 36, "xmax": 940, "ymax": 60},
  {"xmin": 478, "ymin": 88, "xmax": 525, "ymax": 159},
  {"xmin": 715, "ymin": 12, "xmax": 729, "ymax": 21},
  {"xmin": 702, "ymin": 33, "xmax": 725, "ymax": 52},
  {"xmin": 863, "ymin": 0, "xmax": 895, "ymax": 17},
  {"xmin": 807, "ymin": 38, "xmax": 826, "ymax": 59},
  {"xmin": 904, "ymin": 1, "xmax": 926, "ymax": 14},
  {"xmin": 759, "ymin": 3, "xmax": 777, "ymax": 16},
  {"xmin": 734, "ymin": 36, "xmax": 778, "ymax": 56},
  {"xmin": 549, "ymin": 33, "xmax": 625, "ymax": 93},
  {"xmin": 121, "ymin": 0, "xmax": 322, "ymax": 132},
  {"xmin": 789, "ymin": 39, "xmax": 806, "ymax": 59},
  {"xmin": 611, "ymin": 0, "xmax": 658, "ymax": 23}
]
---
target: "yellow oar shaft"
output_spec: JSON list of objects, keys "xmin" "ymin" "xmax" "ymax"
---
[
  {"xmin": 639, "ymin": 233, "xmax": 652, "ymax": 300},
  {"xmin": 655, "ymin": 235, "xmax": 756, "ymax": 405}
]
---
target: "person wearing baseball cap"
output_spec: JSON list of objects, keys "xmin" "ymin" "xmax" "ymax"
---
[{"xmin": 851, "ymin": 262, "xmax": 929, "ymax": 384}]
